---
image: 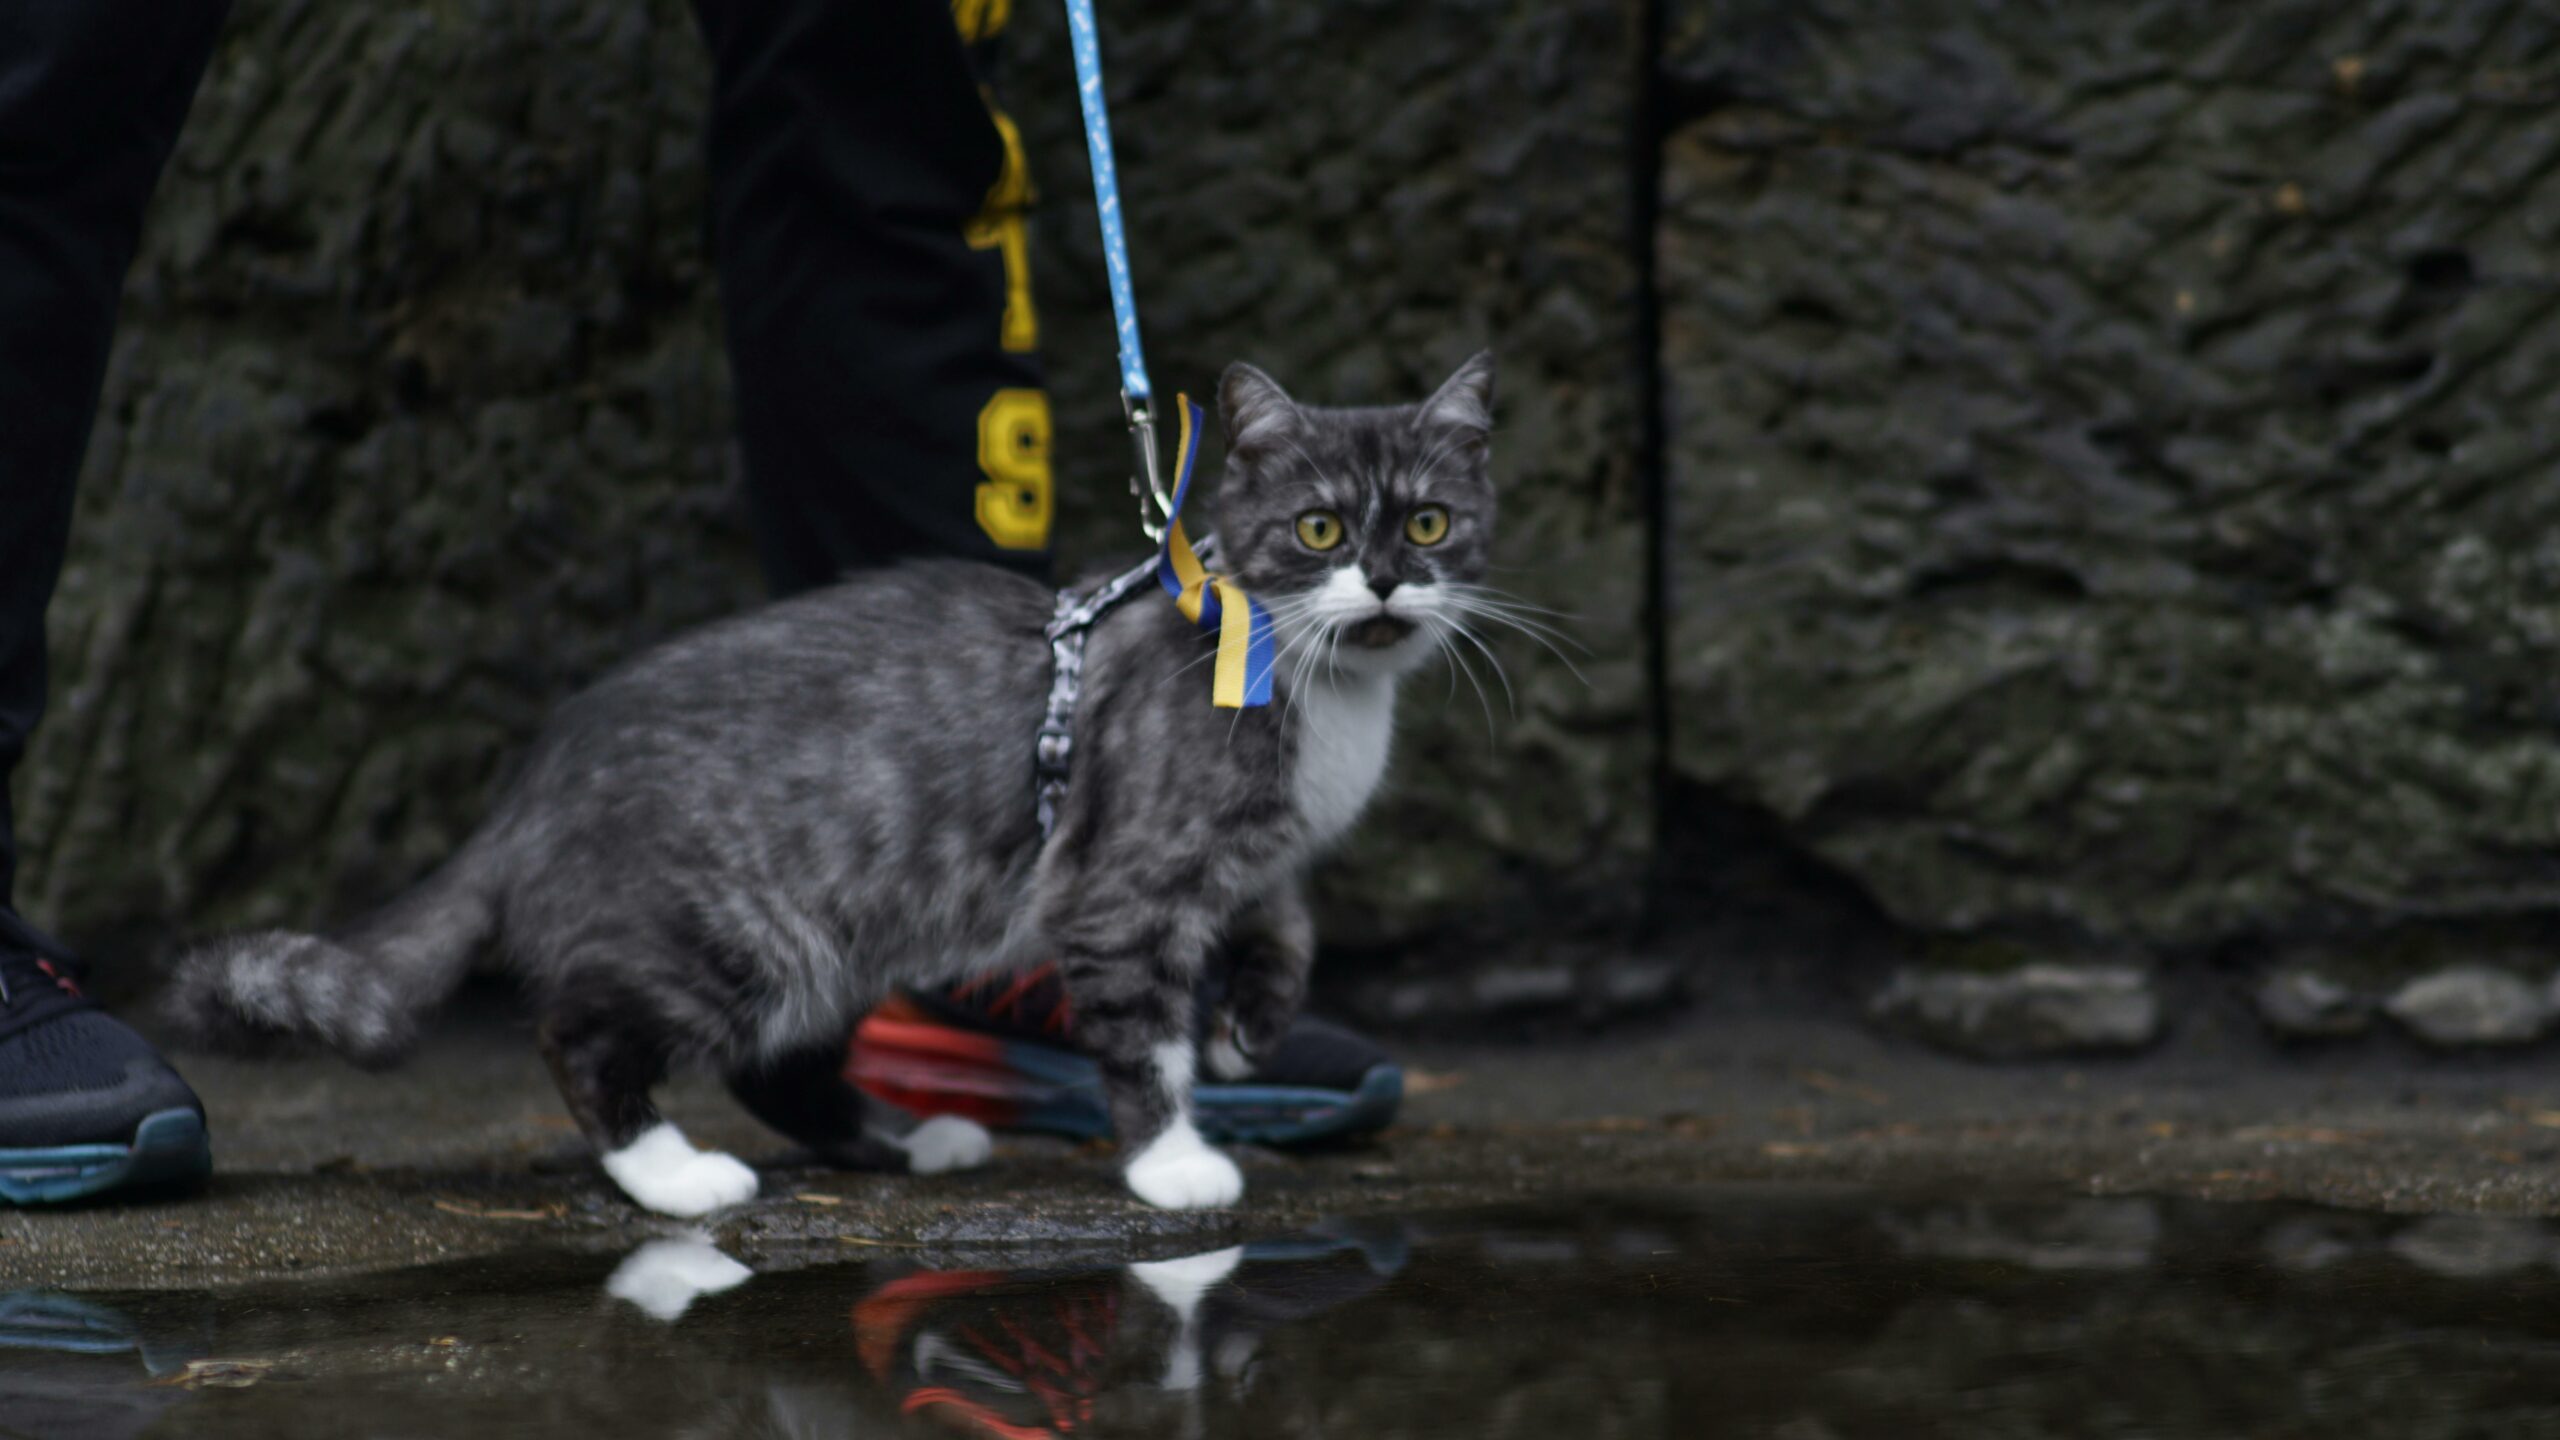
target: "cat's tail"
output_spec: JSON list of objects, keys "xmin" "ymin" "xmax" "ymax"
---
[{"xmin": 162, "ymin": 836, "xmax": 504, "ymax": 1068}]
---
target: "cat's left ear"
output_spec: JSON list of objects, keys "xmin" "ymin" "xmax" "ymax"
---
[
  {"xmin": 1220, "ymin": 362, "xmax": 1301, "ymax": 458},
  {"xmin": 1420, "ymin": 350, "xmax": 1497, "ymax": 443}
]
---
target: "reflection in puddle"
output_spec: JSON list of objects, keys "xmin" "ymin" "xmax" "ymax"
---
[
  {"xmin": 1875, "ymin": 1198, "xmax": 2162, "ymax": 1271},
  {"xmin": 605, "ymin": 1232, "xmax": 754, "ymax": 1322},
  {"xmin": 607, "ymin": 1222, "xmax": 1399, "ymax": 1435},
  {"xmin": 0, "ymin": 1290, "xmax": 200, "ymax": 1439},
  {"xmin": 23, "ymin": 1191, "xmax": 2560, "ymax": 1437}
]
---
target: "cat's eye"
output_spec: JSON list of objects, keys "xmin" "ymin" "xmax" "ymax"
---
[
  {"xmin": 1295, "ymin": 510, "xmax": 1345, "ymax": 551},
  {"xmin": 1404, "ymin": 505, "xmax": 1451, "ymax": 546}
]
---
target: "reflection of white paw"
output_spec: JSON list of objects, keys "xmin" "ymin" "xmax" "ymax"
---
[
  {"xmin": 601, "ymin": 1124, "xmax": 761, "ymax": 1217},
  {"xmin": 900, "ymin": 1115, "xmax": 993, "ymax": 1175},
  {"xmin": 1204, "ymin": 1030, "xmax": 1254, "ymax": 1081},
  {"xmin": 1130, "ymin": 1245, "xmax": 1246, "ymax": 1313},
  {"xmin": 1132, "ymin": 1245, "xmax": 1245, "ymax": 1393},
  {"xmin": 607, "ymin": 1232, "xmax": 753, "ymax": 1322},
  {"xmin": 1125, "ymin": 1123, "xmax": 1244, "ymax": 1210}
]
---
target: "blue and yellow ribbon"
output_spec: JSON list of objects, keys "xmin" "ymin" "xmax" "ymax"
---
[{"xmin": 1154, "ymin": 396, "xmax": 1276, "ymax": 708}]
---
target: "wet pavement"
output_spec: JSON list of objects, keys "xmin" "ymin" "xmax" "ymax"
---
[
  {"xmin": 14, "ymin": 986, "xmax": 2560, "ymax": 1432},
  {"xmin": 21, "ymin": 983, "xmax": 2560, "ymax": 1291},
  {"xmin": 19, "ymin": 1188, "xmax": 2560, "ymax": 1437}
]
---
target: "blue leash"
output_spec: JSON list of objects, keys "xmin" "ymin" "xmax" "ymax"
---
[
  {"xmin": 1056, "ymin": 0, "xmax": 1277, "ymax": 710},
  {"xmin": 1061, "ymin": 0, "xmax": 1168, "ymax": 537}
]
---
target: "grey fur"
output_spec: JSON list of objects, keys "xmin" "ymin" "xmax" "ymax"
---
[{"xmin": 166, "ymin": 353, "xmax": 1501, "ymax": 1202}]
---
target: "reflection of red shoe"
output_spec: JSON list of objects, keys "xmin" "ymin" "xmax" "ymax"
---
[
  {"xmin": 848, "ymin": 1226, "xmax": 1408, "ymax": 1434},
  {"xmin": 846, "ymin": 967, "xmax": 1403, "ymax": 1148},
  {"xmin": 854, "ymin": 1270, "xmax": 1116, "ymax": 1439}
]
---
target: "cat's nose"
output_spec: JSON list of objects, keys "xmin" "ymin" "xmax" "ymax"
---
[{"xmin": 1368, "ymin": 574, "xmax": 1401, "ymax": 602}]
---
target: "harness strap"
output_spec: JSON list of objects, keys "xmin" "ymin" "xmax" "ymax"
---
[{"xmin": 1034, "ymin": 546, "xmax": 1195, "ymax": 837}]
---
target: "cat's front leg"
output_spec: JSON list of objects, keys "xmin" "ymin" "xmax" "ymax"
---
[
  {"xmin": 1048, "ymin": 906, "xmax": 1242, "ymax": 1210},
  {"xmin": 1205, "ymin": 881, "xmax": 1315, "ymax": 1081}
]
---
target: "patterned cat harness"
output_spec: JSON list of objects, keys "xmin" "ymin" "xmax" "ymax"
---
[{"xmin": 1033, "ymin": 396, "xmax": 1278, "ymax": 836}]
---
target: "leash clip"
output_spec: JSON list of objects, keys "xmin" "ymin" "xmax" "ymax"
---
[{"xmin": 1124, "ymin": 390, "xmax": 1169, "ymax": 541}]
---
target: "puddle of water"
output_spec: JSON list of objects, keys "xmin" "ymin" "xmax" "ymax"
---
[{"xmin": 14, "ymin": 1187, "xmax": 2560, "ymax": 1438}]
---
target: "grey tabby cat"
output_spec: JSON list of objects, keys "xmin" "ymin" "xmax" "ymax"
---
[{"xmin": 167, "ymin": 353, "xmax": 1499, "ymax": 1218}]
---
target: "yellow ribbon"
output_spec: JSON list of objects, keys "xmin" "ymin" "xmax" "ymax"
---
[{"xmin": 1155, "ymin": 399, "xmax": 1267, "ymax": 708}]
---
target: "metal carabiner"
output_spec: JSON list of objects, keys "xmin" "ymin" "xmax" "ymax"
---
[{"xmin": 1124, "ymin": 391, "xmax": 1169, "ymax": 541}]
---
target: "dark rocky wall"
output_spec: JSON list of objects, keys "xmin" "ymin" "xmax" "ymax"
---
[
  {"xmin": 18, "ymin": 2, "xmax": 752, "ymax": 958},
  {"xmin": 35, "ymin": 0, "xmax": 2560, "ymax": 1035},
  {"xmin": 16, "ymin": 0, "xmax": 1649, "ymax": 972},
  {"xmin": 1664, "ymin": 0, "xmax": 2560, "ymax": 952}
]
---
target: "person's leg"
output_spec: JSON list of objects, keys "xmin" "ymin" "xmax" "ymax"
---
[
  {"xmin": 690, "ymin": 0, "xmax": 1053, "ymax": 594},
  {"xmin": 0, "ymin": 0, "xmax": 228, "ymax": 1202},
  {"xmin": 0, "ymin": 0, "xmax": 230, "ymax": 929},
  {"xmin": 685, "ymin": 0, "xmax": 1400, "ymax": 1151}
]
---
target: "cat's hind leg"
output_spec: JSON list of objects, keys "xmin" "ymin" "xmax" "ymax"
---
[
  {"xmin": 537, "ymin": 995, "xmax": 759, "ymax": 1218},
  {"xmin": 723, "ymin": 1037, "xmax": 991, "ymax": 1175}
]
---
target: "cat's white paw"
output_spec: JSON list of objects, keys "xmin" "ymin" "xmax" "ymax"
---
[
  {"xmin": 606, "ymin": 1232, "xmax": 753, "ymax": 1322},
  {"xmin": 602, "ymin": 1124, "xmax": 761, "ymax": 1217},
  {"xmin": 900, "ymin": 1115, "xmax": 993, "ymax": 1175},
  {"xmin": 1125, "ymin": 1123, "xmax": 1244, "ymax": 1210}
]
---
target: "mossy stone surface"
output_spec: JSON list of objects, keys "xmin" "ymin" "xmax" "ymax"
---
[{"xmin": 1664, "ymin": 0, "xmax": 2560, "ymax": 947}]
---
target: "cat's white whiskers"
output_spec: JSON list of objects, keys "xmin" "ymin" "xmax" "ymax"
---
[
  {"xmin": 1151, "ymin": 640, "xmax": 1233, "ymax": 696},
  {"xmin": 1431, "ymin": 622, "xmax": 1500, "ymax": 748},
  {"xmin": 1442, "ymin": 616, "xmax": 1519, "ymax": 719},
  {"xmin": 1445, "ymin": 601, "xmax": 1587, "ymax": 651},
  {"xmin": 1292, "ymin": 617, "xmax": 1335, "ymax": 706},
  {"xmin": 1446, "ymin": 600, "xmax": 1586, "ymax": 658},
  {"xmin": 1436, "ymin": 594, "xmax": 1593, "ymax": 687},
  {"xmin": 1274, "ymin": 615, "xmax": 1335, "ymax": 732},
  {"xmin": 1437, "ymin": 587, "xmax": 1590, "ymax": 644},
  {"xmin": 1440, "ymin": 583, "xmax": 1584, "ymax": 623}
]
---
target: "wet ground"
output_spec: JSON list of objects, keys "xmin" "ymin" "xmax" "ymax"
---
[
  {"xmin": 14, "ymin": 983, "xmax": 2560, "ymax": 1432},
  {"xmin": 20, "ymin": 1187, "xmax": 2560, "ymax": 1438},
  {"xmin": 19, "ymin": 981, "xmax": 2560, "ymax": 1291}
]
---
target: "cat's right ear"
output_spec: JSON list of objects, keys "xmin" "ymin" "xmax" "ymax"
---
[{"xmin": 1219, "ymin": 362, "xmax": 1300, "ymax": 457}]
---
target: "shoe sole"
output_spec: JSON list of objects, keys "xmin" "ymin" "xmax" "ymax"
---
[
  {"xmin": 0, "ymin": 1109, "xmax": 212, "ymax": 1205},
  {"xmin": 850, "ymin": 1016, "xmax": 1402, "ymax": 1148}
]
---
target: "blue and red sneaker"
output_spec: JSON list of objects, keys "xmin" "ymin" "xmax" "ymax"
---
[
  {"xmin": 0, "ymin": 917, "xmax": 211, "ymax": 1205},
  {"xmin": 847, "ymin": 966, "xmax": 1401, "ymax": 1149}
]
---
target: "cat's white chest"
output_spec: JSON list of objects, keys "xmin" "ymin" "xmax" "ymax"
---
[{"xmin": 1289, "ymin": 677, "xmax": 1397, "ymax": 850}]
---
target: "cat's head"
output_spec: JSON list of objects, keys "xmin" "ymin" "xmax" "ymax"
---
[{"xmin": 1210, "ymin": 352, "xmax": 1497, "ymax": 681}]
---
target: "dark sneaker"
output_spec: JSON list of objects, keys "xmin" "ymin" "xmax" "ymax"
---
[
  {"xmin": 847, "ymin": 964, "xmax": 1402, "ymax": 1148},
  {"xmin": 0, "ymin": 924, "xmax": 212, "ymax": 1204}
]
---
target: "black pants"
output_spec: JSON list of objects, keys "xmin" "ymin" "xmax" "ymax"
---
[{"xmin": 0, "ymin": 0, "xmax": 1053, "ymax": 938}]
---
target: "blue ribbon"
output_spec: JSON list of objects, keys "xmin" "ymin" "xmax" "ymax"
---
[
  {"xmin": 1062, "ymin": 0, "xmax": 1152, "ymax": 405},
  {"xmin": 1153, "ymin": 397, "xmax": 1276, "ymax": 708}
]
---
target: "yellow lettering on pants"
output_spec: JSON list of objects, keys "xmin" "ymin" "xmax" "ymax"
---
[
  {"xmin": 950, "ymin": 0, "xmax": 1013, "ymax": 44},
  {"xmin": 976, "ymin": 387, "xmax": 1053, "ymax": 550},
  {"xmin": 963, "ymin": 99, "xmax": 1037, "ymax": 354}
]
